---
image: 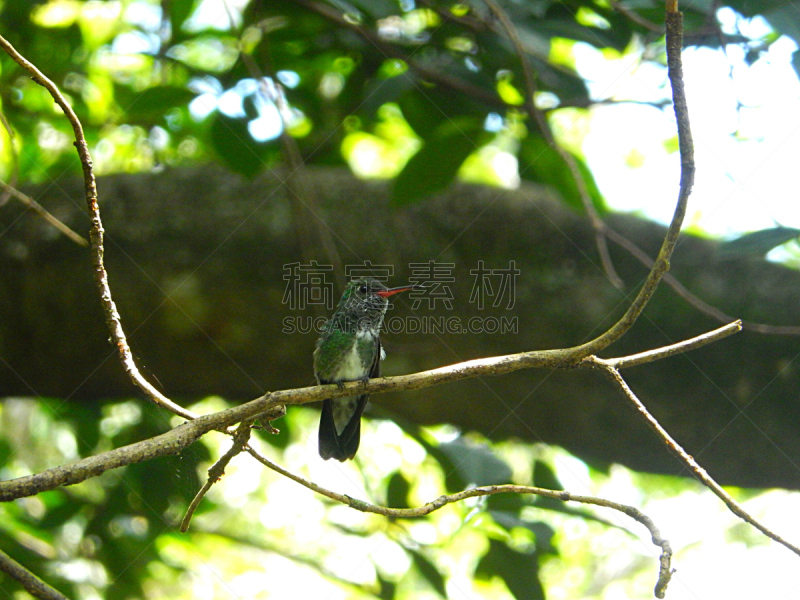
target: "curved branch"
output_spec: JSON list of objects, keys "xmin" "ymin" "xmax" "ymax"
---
[
  {"xmin": 573, "ymin": 8, "xmax": 694, "ymax": 357},
  {"xmin": 245, "ymin": 446, "xmax": 673, "ymax": 598},
  {"xmin": 605, "ymin": 227, "xmax": 800, "ymax": 336},
  {"xmin": 0, "ymin": 34, "xmax": 196, "ymax": 422}
]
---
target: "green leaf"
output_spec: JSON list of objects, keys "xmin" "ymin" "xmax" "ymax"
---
[
  {"xmin": 169, "ymin": 0, "xmax": 197, "ymax": 35},
  {"xmin": 476, "ymin": 539, "xmax": 545, "ymax": 600},
  {"xmin": 437, "ymin": 437, "xmax": 514, "ymax": 487},
  {"xmin": 489, "ymin": 511, "xmax": 557, "ymax": 555},
  {"xmin": 386, "ymin": 471, "xmax": 411, "ymax": 508},
  {"xmin": 209, "ymin": 111, "xmax": 274, "ymax": 178},
  {"xmin": 519, "ymin": 134, "xmax": 606, "ymax": 213},
  {"xmin": 392, "ymin": 118, "xmax": 487, "ymax": 205},
  {"xmin": 532, "ymin": 460, "xmax": 563, "ymax": 490},
  {"xmin": 398, "ymin": 89, "xmax": 487, "ymax": 141},
  {"xmin": 719, "ymin": 227, "xmax": 800, "ymax": 257},
  {"xmin": 377, "ymin": 575, "xmax": 397, "ymax": 600},
  {"xmin": 409, "ymin": 549, "xmax": 447, "ymax": 597},
  {"xmin": 122, "ymin": 86, "xmax": 197, "ymax": 124}
]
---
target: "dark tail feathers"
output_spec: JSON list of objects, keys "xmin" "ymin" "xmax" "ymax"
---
[{"xmin": 318, "ymin": 397, "xmax": 367, "ymax": 461}]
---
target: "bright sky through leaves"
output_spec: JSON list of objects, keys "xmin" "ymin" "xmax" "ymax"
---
[{"xmin": 577, "ymin": 11, "xmax": 800, "ymax": 241}]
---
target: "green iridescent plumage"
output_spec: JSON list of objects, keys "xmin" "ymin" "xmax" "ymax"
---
[{"xmin": 314, "ymin": 277, "xmax": 412, "ymax": 461}]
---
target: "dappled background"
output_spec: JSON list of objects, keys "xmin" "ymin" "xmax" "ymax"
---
[{"xmin": 2, "ymin": 1, "xmax": 800, "ymax": 599}]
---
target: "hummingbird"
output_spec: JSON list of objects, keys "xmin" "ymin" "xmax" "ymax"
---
[{"xmin": 314, "ymin": 277, "xmax": 413, "ymax": 461}]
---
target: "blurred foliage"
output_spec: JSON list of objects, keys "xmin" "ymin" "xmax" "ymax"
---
[
  {"xmin": 2, "ymin": 1, "xmax": 799, "ymax": 598},
  {"xmin": 1, "ymin": 0, "xmax": 796, "ymax": 201},
  {"xmin": 1, "ymin": 398, "xmax": 793, "ymax": 600}
]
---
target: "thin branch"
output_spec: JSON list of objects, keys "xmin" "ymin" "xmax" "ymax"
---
[
  {"xmin": 600, "ymin": 320, "xmax": 742, "ymax": 369},
  {"xmin": 0, "ymin": 548, "xmax": 69, "ymax": 600},
  {"xmin": 572, "ymin": 7, "xmax": 694, "ymax": 357},
  {"xmin": 481, "ymin": 0, "xmax": 624, "ymax": 290},
  {"xmin": 245, "ymin": 445, "xmax": 673, "ymax": 598},
  {"xmin": 181, "ymin": 419, "xmax": 254, "ymax": 532},
  {"xmin": 0, "ymin": 34, "xmax": 196, "ymax": 421},
  {"xmin": 585, "ymin": 356, "xmax": 800, "ymax": 558},
  {"xmin": 604, "ymin": 227, "xmax": 800, "ymax": 336},
  {"xmin": 0, "ymin": 179, "xmax": 88, "ymax": 246},
  {"xmin": 0, "ymin": 418, "xmax": 207, "ymax": 502}
]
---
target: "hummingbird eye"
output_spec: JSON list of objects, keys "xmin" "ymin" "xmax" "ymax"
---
[{"xmin": 358, "ymin": 284, "xmax": 368, "ymax": 294}]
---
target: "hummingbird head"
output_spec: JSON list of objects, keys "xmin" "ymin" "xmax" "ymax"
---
[{"xmin": 339, "ymin": 277, "xmax": 413, "ymax": 325}]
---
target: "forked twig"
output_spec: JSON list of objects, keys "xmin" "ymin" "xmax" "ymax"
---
[
  {"xmin": 585, "ymin": 355, "xmax": 800, "ymax": 558},
  {"xmin": 181, "ymin": 419, "xmax": 254, "ymax": 532},
  {"xmin": 0, "ymin": 34, "xmax": 196, "ymax": 421},
  {"xmin": 572, "ymin": 6, "xmax": 694, "ymax": 357}
]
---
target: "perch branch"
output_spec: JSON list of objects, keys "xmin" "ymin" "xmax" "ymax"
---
[
  {"xmin": 0, "ymin": 323, "xmax": 740, "ymax": 502},
  {"xmin": 585, "ymin": 355, "xmax": 800, "ymax": 558},
  {"xmin": 245, "ymin": 446, "xmax": 673, "ymax": 598}
]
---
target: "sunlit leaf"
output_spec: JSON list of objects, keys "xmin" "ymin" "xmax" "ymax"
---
[{"xmin": 519, "ymin": 134, "xmax": 606, "ymax": 213}]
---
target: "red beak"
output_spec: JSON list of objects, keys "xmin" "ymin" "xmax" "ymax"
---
[{"xmin": 375, "ymin": 285, "xmax": 414, "ymax": 298}]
